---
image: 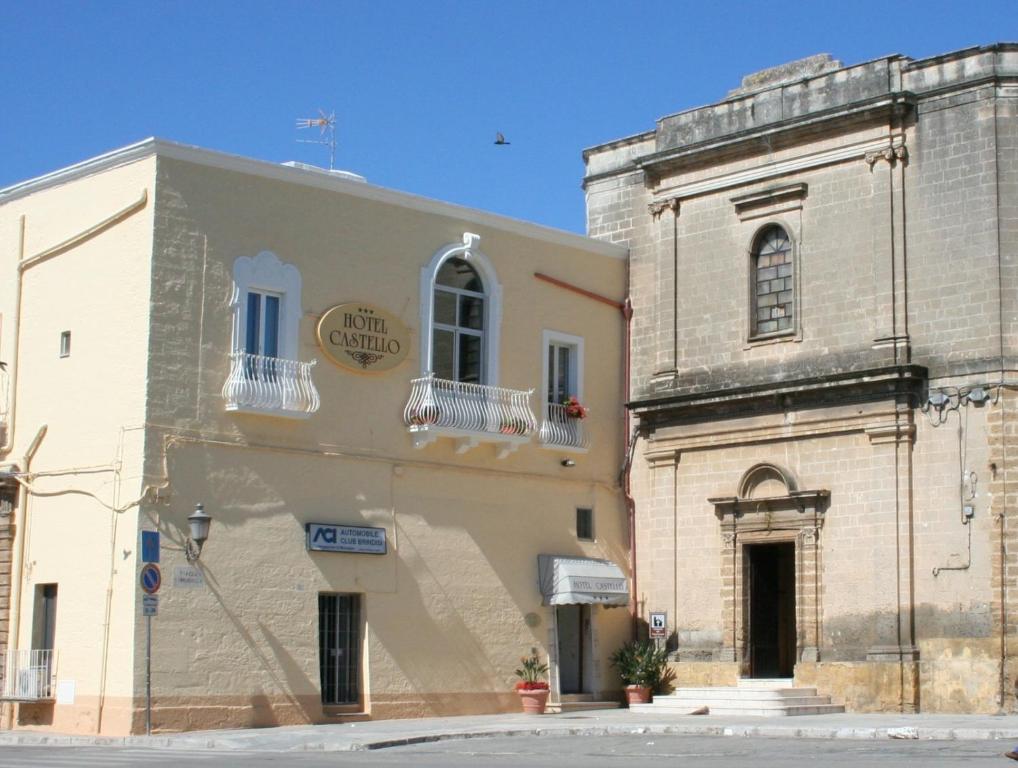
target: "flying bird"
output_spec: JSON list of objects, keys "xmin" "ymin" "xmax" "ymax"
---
[{"xmin": 494, "ymin": 131, "xmax": 510, "ymax": 146}]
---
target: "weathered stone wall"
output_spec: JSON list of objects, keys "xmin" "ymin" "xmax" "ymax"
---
[{"xmin": 588, "ymin": 44, "xmax": 1018, "ymax": 713}]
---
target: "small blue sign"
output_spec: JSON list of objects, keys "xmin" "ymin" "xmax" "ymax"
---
[
  {"xmin": 141, "ymin": 530, "xmax": 160, "ymax": 564},
  {"xmin": 306, "ymin": 523, "xmax": 386, "ymax": 555},
  {"xmin": 140, "ymin": 563, "xmax": 161, "ymax": 595}
]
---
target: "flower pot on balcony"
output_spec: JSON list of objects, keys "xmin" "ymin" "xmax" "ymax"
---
[
  {"xmin": 517, "ymin": 687, "xmax": 550, "ymax": 714},
  {"xmin": 624, "ymin": 685, "xmax": 652, "ymax": 705}
]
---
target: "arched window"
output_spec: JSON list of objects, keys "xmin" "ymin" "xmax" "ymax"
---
[
  {"xmin": 432, "ymin": 257, "xmax": 485, "ymax": 383},
  {"xmin": 419, "ymin": 233, "xmax": 502, "ymax": 385},
  {"xmin": 751, "ymin": 225, "xmax": 793, "ymax": 337}
]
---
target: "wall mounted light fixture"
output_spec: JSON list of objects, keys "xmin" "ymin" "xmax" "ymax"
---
[{"xmin": 185, "ymin": 503, "xmax": 212, "ymax": 563}]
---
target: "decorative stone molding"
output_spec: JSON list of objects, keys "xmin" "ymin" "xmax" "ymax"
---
[
  {"xmin": 644, "ymin": 446, "xmax": 680, "ymax": 468},
  {"xmin": 648, "ymin": 197, "xmax": 679, "ymax": 219},
  {"xmin": 730, "ymin": 183, "xmax": 807, "ymax": 222},
  {"xmin": 799, "ymin": 526, "xmax": 819, "ymax": 546},
  {"xmin": 865, "ymin": 421, "xmax": 916, "ymax": 445},
  {"xmin": 711, "ymin": 462, "xmax": 829, "ymax": 675},
  {"xmin": 865, "ymin": 144, "xmax": 908, "ymax": 169}
]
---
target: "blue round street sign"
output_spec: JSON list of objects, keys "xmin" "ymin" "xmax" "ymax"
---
[{"xmin": 140, "ymin": 563, "xmax": 161, "ymax": 594}]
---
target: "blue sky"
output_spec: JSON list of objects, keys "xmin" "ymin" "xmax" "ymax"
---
[{"xmin": 3, "ymin": 1, "xmax": 1016, "ymax": 233}]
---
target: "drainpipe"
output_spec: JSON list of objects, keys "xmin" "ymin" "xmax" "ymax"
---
[
  {"xmin": 621, "ymin": 296, "xmax": 639, "ymax": 638},
  {"xmin": 3, "ymin": 424, "xmax": 47, "ymax": 730},
  {"xmin": 0, "ymin": 216, "xmax": 26, "ymax": 458}
]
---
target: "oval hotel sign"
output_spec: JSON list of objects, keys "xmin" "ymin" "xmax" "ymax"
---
[{"xmin": 316, "ymin": 302, "xmax": 410, "ymax": 373}]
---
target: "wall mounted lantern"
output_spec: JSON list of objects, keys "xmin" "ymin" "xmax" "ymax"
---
[{"xmin": 185, "ymin": 503, "xmax": 212, "ymax": 563}]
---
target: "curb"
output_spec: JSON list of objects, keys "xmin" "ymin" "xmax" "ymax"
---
[{"xmin": 4, "ymin": 721, "xmax": 1018, "ymax": 751}]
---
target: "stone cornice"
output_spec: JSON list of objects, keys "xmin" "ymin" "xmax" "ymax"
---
[
  {"xmin": 649, "ymin": 133, "xmax": 905, "ymax": 204},
  {"xmin": 630, "ymin": 364, "xmax": 928, "ymax": 422},
  {"xmin": 639, "ymin": 94, "xmax": 915, "ymax": 182}
]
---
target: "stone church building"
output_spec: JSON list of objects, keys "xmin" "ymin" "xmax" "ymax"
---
[{"xmin": 585, "ymin": 44, "xmax": 1018, "ymax": 712}]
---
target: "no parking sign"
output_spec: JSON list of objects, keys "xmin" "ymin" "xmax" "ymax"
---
[{"xmin": 140, "ymin": 563, "xmax": 161, "ymax": 595}]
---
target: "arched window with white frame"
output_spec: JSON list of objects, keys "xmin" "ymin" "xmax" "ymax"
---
[{"xmin": 419, "ymin": 232, "xmax": 502, "ymax": 385}]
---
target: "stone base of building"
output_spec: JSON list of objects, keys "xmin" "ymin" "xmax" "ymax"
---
[
  {"xmin": 666, "ymin": 643, "xmax": 1007, "ymax": 715},
  {"xmin": 3, "ymin": 691, "xmax": 530, "ymax": 736}
]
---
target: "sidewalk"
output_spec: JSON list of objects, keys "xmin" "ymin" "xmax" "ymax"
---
[{"xmin": 3, "ymin": 710, "xmax": 1018, "ymax": 752}]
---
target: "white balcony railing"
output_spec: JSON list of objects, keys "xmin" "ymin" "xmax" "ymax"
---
[
  {"xmin": 539, "ymin": 403, "xmax": 590, "ymax": 451},
  {"xmin": 222, "ymin": 352, "xmax": 320, "ymax": 418},
  {"xmin": 0, "ymin": 649, "xmax": 56, "ymax": 701},
  {"xmin": 403, "ymin": 374, "xmax": 537, "ymax": 456}
]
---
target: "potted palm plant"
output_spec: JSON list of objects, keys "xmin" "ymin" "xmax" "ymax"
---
[
  {"xmin": 610, "ymin": 640, "xmax": 670, "ymax": 705},
  {"xmin": 514, "ymin": 652, "xmax": 550, "ymax": 714}
]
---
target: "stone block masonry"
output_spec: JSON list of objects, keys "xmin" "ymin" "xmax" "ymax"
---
[{"xmin": 586, "ymin": 44, "xmax": 1018, "ymax": 714}]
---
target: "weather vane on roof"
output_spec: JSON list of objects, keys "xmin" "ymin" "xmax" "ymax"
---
[{"xmin": 296, "ymin": 109, "xmax": 337, "ymax": 170}]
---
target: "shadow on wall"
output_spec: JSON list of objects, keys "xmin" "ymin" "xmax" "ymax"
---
[
  {"xmin": 198, "ymin": 574, "xmax": 317, "ymax": 724},
  {"xmin": 344, "ymin": 471, "xmax": 630, "ymax": 714}
]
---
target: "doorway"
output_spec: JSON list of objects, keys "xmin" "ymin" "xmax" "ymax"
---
[
  {"xmin": 318, "ymin": 593, "xmax": 361, "ymax": 705},
  {"xmin": 556, "ymin": 604, "xmax": 592, "ymax": 694},
  {"xmin": 747, "ymin": 542, "xmax": 796, "ymax": 678}
]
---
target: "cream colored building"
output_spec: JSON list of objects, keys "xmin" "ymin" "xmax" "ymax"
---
[
  {"xmin": 0, "ymin": 140, "xmax": 630, "ymax": 734},
  {"xmin": 585, "ymin": 44, "xmax": 1018, "ymax": 713}
]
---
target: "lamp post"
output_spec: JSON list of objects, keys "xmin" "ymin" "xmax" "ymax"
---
[{"xmin": 185, "ymin": 503, "xmax": 212, "ymax": 563}]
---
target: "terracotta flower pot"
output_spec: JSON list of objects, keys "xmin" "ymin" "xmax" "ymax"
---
[
  {"xmin": 625, "ymin": 685, "xmax": 652, "ymax": 705},
  {"xmin": 518, "ymin": 688, "xmax": 550, "ymax": 714}
]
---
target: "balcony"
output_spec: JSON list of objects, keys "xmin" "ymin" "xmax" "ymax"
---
[
  {"xmin": 539, "ymin": 403, "xmax": 590, "ymax": 451},
  {"xmin": 0, "ymin": 649, "xmax": 56, "ymax": 702},
  {"xmin": 404, "ymin": 374, "xmax": 537, "ymax": 457},
  {"xmin": 222, "ymin": 352, "xmax": 320, "ymax": 418}
]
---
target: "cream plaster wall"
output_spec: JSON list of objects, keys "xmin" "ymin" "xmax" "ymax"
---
[
  {"xmin": 131, "ymin": 154, "xmax": 629, "ymax": 731},
  {"xmin": 0, "ymin": 146, "xmax": 628, "ymax": 735},
  {"xmin": 0, "ymin": 157, "xmax": 157, "ymax": 733}
]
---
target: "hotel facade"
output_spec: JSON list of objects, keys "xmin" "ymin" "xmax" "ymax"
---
[{"xmin": 0, "ymin": 140, "xmax": 630, "ymax": 734}]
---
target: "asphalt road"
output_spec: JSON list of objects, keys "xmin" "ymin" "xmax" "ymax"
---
[{"xmin": 2, "ymin": 735, "xmax": 1016, "ymax": 767}]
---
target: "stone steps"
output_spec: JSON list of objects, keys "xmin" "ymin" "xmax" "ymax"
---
[
  {"xmin": 547, "ymin": 693, "xmax": 621, "ymax": 714},
  {"xmin": 629, "ymin": 678, "xmax": 845, "ymax": 717}
]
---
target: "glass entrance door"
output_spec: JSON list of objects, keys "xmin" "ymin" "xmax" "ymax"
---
[{"xmin": 318, "ymin": 593, "xmax": 361, "ymax": 705}]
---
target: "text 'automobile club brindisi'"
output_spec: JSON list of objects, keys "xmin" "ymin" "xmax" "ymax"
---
[{"xmin": 316, "ymin": 302, "xmax": 410, "ymax": 373}]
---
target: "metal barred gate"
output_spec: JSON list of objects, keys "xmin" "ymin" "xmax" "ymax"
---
[{"xmin": 318, "ymin": 593, "xmax": 360, "ymax": 705}]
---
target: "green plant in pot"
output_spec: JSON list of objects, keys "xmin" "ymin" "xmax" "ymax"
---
[
  {"xmin": 514, "ymin": 652, "xmax": 550, "ymax": 714},
  {"xmin": 610, "ymin": 640, "xmax": 670, "ymax": 705}
]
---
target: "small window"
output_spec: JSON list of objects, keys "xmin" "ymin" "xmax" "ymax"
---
[
  {"xmin": 547, "ymin": 341, "xmax": 576, "ymax": 411},
  {"xmin": 542, "ymin": 331, "xmax": 584, "ymax": 418},
  {"xmin": 59, "ymin": 331, "xmax": 71, "ymax": 358},
  {"xmin": 32, "ymin": 584, "xmax": 57, "ymax": 651},
  {"xmin": 751, "ymin": 225, "xmax": 794, "ymax": 337},
  {"xmin": 230, "ymin": 251, "xmax": 302, "ymax": 362},
  {"xmin": 576, "ymin": 508, "xmax": 594, "ymax": 541},
  {"xmin": 245, "ymin": 291, "xmax": 281, "ymax": 358}
]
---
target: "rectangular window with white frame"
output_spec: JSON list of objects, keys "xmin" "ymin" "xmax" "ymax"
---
[
  {"xmin": 245, "ymin": 290, "xmax": 281, "ymax": 358},
  {"xmin": 540, "ymin": 331, "xmax": 588, "ymax": 450}
]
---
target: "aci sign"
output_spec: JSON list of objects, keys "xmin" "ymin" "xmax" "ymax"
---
[{"xmin": 306, "ymin": 523, "xmax": 387, "ymax": 555}]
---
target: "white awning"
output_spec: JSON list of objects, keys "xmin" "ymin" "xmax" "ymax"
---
[{"xmin": 537, "ymin": 555, "xmax": 629, "ymax": 606}]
